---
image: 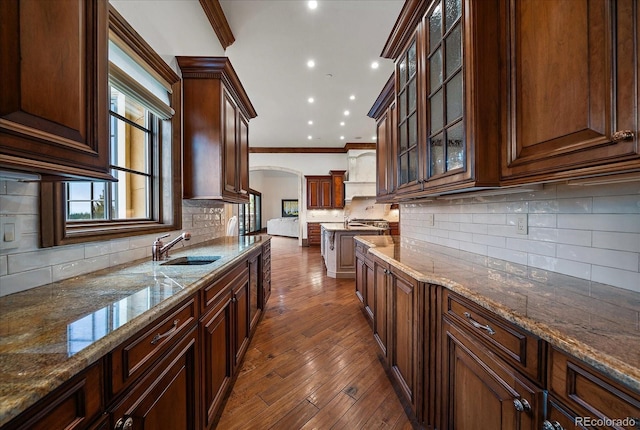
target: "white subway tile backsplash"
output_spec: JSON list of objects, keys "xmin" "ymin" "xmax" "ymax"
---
[
  {"xmin": 0, "ymin": 268, "xmax": 52, "ymax": 297},
  {"xmin": 110, "ymin": 238, "xmax": 131, "ymax": 253},
  {"xmin": 8, "ymin": 246, "xmax": 85, "ymax": 273},
  {"xmin": 0, "ymin": 195, "xmax": 38, "ymax": 215},
  {"xmin": 84, "ymin": 243, "xmax": 113, "ymax": 258},
  {"xmin": 0, "ymin": 256, "xmax": 7, "ymax": 276},
  {"xmin": 52, "ymin": 255, "xmax": 111, "ymax": 282},
  {"xmin": 400, "ymin": 182, "xmax": 640, "ymax": 293}
]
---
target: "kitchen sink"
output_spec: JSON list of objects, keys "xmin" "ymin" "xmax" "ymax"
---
[{"xmin": 161, "ymin": 256, "xmax": 222, "ymax": 266}]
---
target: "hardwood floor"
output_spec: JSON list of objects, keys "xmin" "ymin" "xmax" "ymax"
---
[{"xmin": 217, "ymin": 236, "xmax": 413, "ymax": 430}]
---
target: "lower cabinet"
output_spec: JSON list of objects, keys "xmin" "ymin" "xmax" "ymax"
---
[
  {"xmin": 232, "ymin": 270, "xmax": 250, "ymax": 368},
  {"xmin": 248, "ymin": 248, "xmax": 263, "ymax": 334},
  {"xmin": 108, "ymin": 327, "xmax": 199, "ymax": 430},
  {"xmin": 372, "ymin": 256, "xmax": 389, "ymax": 357}
]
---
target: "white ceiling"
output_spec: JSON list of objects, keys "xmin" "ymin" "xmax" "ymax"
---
[
  {"xmin": 219, "ymin": 0, "xmax": 403, "ymax": 148},
  {"xmin": 110, "ymin": 0, "xmax": 403, "ymax": 149}
]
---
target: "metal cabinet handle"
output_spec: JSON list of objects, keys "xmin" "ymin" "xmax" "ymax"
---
[
  {"xmin": 542, "ymin": 420, "xmax": 564, "ymax": 430},
  {"xmin": 115, "ymin": 416, "xmax": 133, "ymax": 430},
  {"xmin": 612, "ymin": 130, "xmax": 634, "ymax": 142},
  {"xmin": 151, "ymin": 319, "xmax": 179, "ymax": 345},
  {"xmin": 513, "ymin": 398, "xmax": 531, "ymax": 413},
  {"xmin": 463, "ymin": 312, "xmax": 496, "ymax": 335}
]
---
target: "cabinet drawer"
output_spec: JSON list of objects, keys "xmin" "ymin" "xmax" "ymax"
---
[
  {"xmin": 110, "ymin": 296, "xmax": 197, "ymax": 396},
  {"xmin": 3, "ymin": 361, "xmax": 103, "ymax": 430},
  {"xmin": 443, "ymin": 290, "xmax": 544, "ymax": 383},
  {"xmin": 201, "ymin": 261, "xmax": 248, "ymax": 313},
  {"xmin": 548, "ymin": 347, "xmax": 640, "ymax": 427}
]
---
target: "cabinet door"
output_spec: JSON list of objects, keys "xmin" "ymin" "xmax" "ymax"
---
[
  {"xmin": 248, "ymin": 250, "xmax": 263, "ymax": 333},
  {"xmin": 376, "ymin": 103, "xmax": 396, "ymax": 199},
  {"xmin": 390, "ymin": 270, "xmax": 418, "ymax": 408},
  {"xmin": 330, "ymin": 170, "xmax": 346, "ymax": 209},
  {"xmin": 223, "ymin": 91, "xmax": 239, "ymax": 195},
  {"xmin": 355, "ymin": 249, "xmax": 366, "ymax": 305},
  {"xmin": 238, "ymin": 113, "xmax": 250, "ymax": 197},
  {"xmin": 201, "ymin": 293, "xmax": 232, "ymax": 429},
  {"xmin": 503, "ymin": 0, "xmax": 640, "ymax": 182},
  {"xmin": 364, "ymin": 257, "xmax": 375, "ymax": 323},
  {"xmin": 232, "ymin": 273, "xmax": 250, "ymax": 368},
  {"xmin": 373, "ymin": 258, "xmax": 389, "ymax": 357},
  {"xmin": 441, "ymin": 318, "xmax": 542, "ymax": 430},
  {"xmin": 0, "ymin": 0, "xmax": 111, "ymax": 180},
  {"xmin": 109, "ymin": 328, "xmax": 199, "ymax": 430}
]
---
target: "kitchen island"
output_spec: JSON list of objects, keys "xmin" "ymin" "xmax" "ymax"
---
[
  {"xmin": 320, "ymin": 223, "xmax": 385, "ymax": 278},
  {"xmin": 0, "ymin": 235, "xmax": 270, "ymax": 429}
]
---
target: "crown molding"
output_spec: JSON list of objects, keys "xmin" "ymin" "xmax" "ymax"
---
[{"xmin": 199, "ymin": 0, "xmax": 235, "ymax": 50}]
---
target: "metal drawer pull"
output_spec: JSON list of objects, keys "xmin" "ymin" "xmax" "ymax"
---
[
  {"xmin": 151, "ymin": 319, "xmax": 179, "ymax": 345},
  {"xmin": 513, "ymin": 398, "xmax": 531, "ymax": 413},
  {"xmin": 542, "ymin": 420, "xmax": 564, "ymax": 430},
  {"xmin": 463, "ymin": 312, "xmax": 496, "ymax": 335},
  {"xmin": 114, "ymin": 416, "xmax": 133, "ymax": 430},
  {"xmin": 612, "ymin": 130, "xmax": 634, "ymax": 142}
]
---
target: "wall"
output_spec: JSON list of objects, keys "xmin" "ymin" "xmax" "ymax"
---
[
  {"xmin": 400, "ymin": 181, "xmax": 640, "ymax": 293},
  {"xmin": 249, "ymin": 170, "xmax": 298, "ymax": 227},
  {"xmin": 0, "ymin": 180, "xmax": 228, "ymax": 297}
]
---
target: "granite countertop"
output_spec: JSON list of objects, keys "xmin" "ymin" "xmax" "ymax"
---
[
  {"xmin": 320, "ymin": 222, "xmax": 386, "ymax": 232},
  {"xmin": 0, "ymin": 235, "xmax": 269, "ymax": 427},
  {"xmin": 354, "ymin": 235, "xmax": 640, "ymax": 393}
]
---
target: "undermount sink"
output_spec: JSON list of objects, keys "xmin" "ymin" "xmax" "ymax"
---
[{"xmin": 161, "ymin": 256, "xmax": 222, "ymax": 266}]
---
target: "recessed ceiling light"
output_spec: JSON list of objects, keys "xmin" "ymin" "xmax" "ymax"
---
[
  {"xmin": 340, "ymin": 121, "xmax": 345, "ymax": 126},
  {"xmin": 308, "ymin": 120, "xmax": 313, "ymax": 125},
  {"xmin": 372, "ymin": 136, "xmax": 377, "ymax": 140},
  {"xmin": 371, "ymin": 61, "xmax": 379, "ymax": 69},
  {"xmin": 349, "ymin": 95, "xmax": 356, "ymax": 100},
  {"xmin": 308, "ymin": 1, "xmax": 318, "ymax": 10},
  {"xmin": 308, "ymin": 135, "xmax": 313, "ymax": 140},
  {"xmin": 340, "ymin": 136, "xmax": 345, "ymax": 140},
  {"xmin": 307, "ymin": 59, "xmax": 315, "ymax": 68},
  {"xmin": 344, "ymin": 110, "xmax": 350, "ymax": 116},
  {"xmin": 308, "ymin": 97, "xmax": 314, "ymax": 103}
]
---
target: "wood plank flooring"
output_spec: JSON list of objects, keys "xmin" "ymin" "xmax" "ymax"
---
[{"xmin": 217, "ymin": 236, "xmax": 413, "ymax": 430}]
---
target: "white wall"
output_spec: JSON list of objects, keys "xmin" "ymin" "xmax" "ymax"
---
[
  {"xmin": 250, "ymin": 170, "xmax": 298, "ymax": 227},
  {"xmin": 400, "ymin": 181, "xmax": 640, "ymax": 293}
]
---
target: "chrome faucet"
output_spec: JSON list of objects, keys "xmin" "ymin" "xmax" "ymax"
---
[{"xmin": 152, "ymin": 232, "xmax": 191, "ymax": 261}]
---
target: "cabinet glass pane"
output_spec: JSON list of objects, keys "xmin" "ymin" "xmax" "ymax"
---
[
  {"xmin": 445, "ymin": 0, "xmax": 462, "ymax": 31},
  {"xmin": 445, "ymin": 25, "xmax": 462, "ymax": 79},
  {"xmin": 408, "ymin": 42, "xmax": 417, "ymax": 78},
  {"xmin": 430, "ymin": 48, "xmax": 442, "ymax": 90},
  {"xmin": 400, "ymin": 153, "xmax": 408, "ymax": 184},
  {"xmin": 408, "ymin": 80, "xmax": 416, "ymax": 112},
  {"xmin": 399, "ymin": 90, "xmax": 406, "ymax": 120},
  {"xmin": 399, "ymin": 58, "xmax": 407, "ymax": 87},
  {"xmin": 399, "ymin": 122, "xmax": 408, "ymax": 151},
  {"xmin": 430, "ymin": 89, "xmax": 443, "ymax": 131},
  {"xmin": 430, "ymin": 133, "xmax": 444, "ymax": 176},
  {"xmin": 446, "ymin": 122, "xmax": 464, "ymax": 171},
  {"xmin": 408, "ymin": 113, "xmax": 417, "ymax": 146},
  {"xmin": 429, "ymin": 2, "xmax": 442, "ymax": 53},
  {"xmin": 446, "ymin": 72, "xmax": 463, "ymax": 123},
  {"xmin": 408, "ymin": 148, "xmax": 418, "ymax": 182}
]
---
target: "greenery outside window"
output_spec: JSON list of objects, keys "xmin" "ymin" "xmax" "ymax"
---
[{"xmin": 40, "ymin": 6, "xmax": 182, "ymax": 246}]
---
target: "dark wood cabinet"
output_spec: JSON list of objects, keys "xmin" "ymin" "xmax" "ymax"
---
[
  {"xmin": 306, "ymin": 222, "xmax": 322, "ymax": 246},
  {"xmin": 0, "ymin": 0, "xmax": 113, "ymax": 181},
  {"xmin": 262, "ymin": 240, "xmax": 272, "ymax": 306},
  {"xmin": 108, "ymin": 327, "xmax": 199, "ymax": 430},
  {"xmin": 501, "ymin": 0, "xmax": 640, "ymax": 184},
  {"xmin": 372, "ymin": 256, "xmax": 390, "ymax": 358},
  {"xmin": 248, "ymin": 248, "xmax": 263, "ymax": 333},
  {"xmin": 177, "ymin": 57, "xmax": 257, "ymax": 203},
  {"xmin": 232, "ymin": 269, "xmax": 250, "ymax": 369},
  {"xmin": 355, "ymin": 243, "xmax": 367, "ymax": 305},
  {"xmin": 368, "ymin": 75, "xmax": 396, "ymax": 202},
  {"xmin": 1, "ymin": 361, "xmax": 104, "ymax": 430},
  {"xmin": 305, "ymin": 170, "xmax": 346, "ymax": 209}
]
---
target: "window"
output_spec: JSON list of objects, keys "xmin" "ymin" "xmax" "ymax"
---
[
  {"xmin": 40, "ymin": 6, "xmax": 181, "ymax": 246},
  {"xmin": 239, "ymin": 189, "xmax": 262, "ymax": 236}
]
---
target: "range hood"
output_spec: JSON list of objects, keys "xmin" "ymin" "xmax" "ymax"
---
[{"xmin": 343, "ymin": 149, "xmax": 376, "ymax": 202}]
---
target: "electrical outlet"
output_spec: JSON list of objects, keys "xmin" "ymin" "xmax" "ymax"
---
[
  {"xmin": 516, "ymin": 214, "xmax": 528, "ymax": 235},
  {"xmin": 426, "ymin": 213, "xmax": 435, "ymax": 227},
  {"xmin": 0, "ymin": 216, "xmax": 20, "ymax": 249}
]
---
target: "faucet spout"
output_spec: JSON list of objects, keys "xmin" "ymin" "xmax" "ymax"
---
[{"xmin": 152, "ymin": 232, "xmax": 191, "ymax": 261}]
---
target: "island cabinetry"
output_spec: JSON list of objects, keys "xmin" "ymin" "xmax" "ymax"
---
[
  {"xmin": 546, "ymin": 347, "xmax": 640, "ymax": 430},
  {"xmin": 501, "ymin": 0, "xmax": 640, "ymax": 184},
  {"xmin": 0, "ymin": 0, "xmax": 113, "ymax": 181},
  {"xmin": 1, "ymin": 361, "xmax": 104, "ymax": 430},
  {"xmin": 177, "ymin": 57, "xmax": 257, "ymax": 203},
  {"xmin": 108, "ymin": 327, "xmax": 199, "ymax": 430}
]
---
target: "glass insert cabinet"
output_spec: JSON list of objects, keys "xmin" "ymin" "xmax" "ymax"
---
[{"xmin": 389, "ymin": 0, "xmax": 501, "ymax": 198}]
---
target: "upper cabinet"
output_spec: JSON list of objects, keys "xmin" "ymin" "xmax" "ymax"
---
[
  {"xmin": 0, "ymin": 0, "xmax": 113, "ymax": 181},
  {"xmin": 177, "ymin": 57, "xmax": 257, "ymax": 203},
  {"xmin": 379, "ymin": 0, "xmax": 501, "ymax": 199},
  {"xmin": 306, "ymin": 170, "xmax": 346, "ymax": 209},
  {"xmin": 501, "ymin": 0, "xmax": 639, "ymax": 184},
  {"xmin": 368, "ymin": 75, "xmax": 396, "ymax": 202}
]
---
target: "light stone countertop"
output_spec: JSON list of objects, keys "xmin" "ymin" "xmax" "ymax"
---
[
  {"xmin": 0, "ymin": 235, "xmax": 269, "ymax": 427},
  {"xmin": 320, "ymin": 222, "xmax": 386, "ymax": 232},
  {"xmin": 354, "ymin": 235, "xmax": 640, "ymax": 393}
]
